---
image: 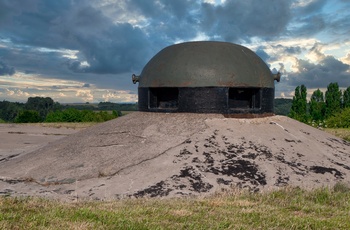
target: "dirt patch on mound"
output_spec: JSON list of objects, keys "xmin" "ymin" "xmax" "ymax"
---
[{"xmin": 0, "ymin": 113, "xmax": 349, "ymax": 200}]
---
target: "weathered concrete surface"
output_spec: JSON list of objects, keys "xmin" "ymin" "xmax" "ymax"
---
[
  {"xmin": 0, "ymin": 112, "xmax": 350, "ymax": 200},
  {"xmin": 0, "ymin": 124, "xmax": 80, "ymax": 163}
]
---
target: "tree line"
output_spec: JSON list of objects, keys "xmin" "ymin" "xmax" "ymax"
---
[
  {"xmin": 289, "ymin": 82, "xmax": 350, "ymax": 128},
  {"xmin": 0, "ymin": 97, "xmax": 130, "ymax": 123}
]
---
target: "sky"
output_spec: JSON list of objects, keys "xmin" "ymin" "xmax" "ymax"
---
[{"xmin": 0, "ymin": 0, "xmax": 350, "ymax": 103}]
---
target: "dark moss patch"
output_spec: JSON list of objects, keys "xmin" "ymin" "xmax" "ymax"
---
[
  {"xmin": 275, "ymin": 176, "xmax": 290, "ymax": 186},
  {"xmin": 209, "ymin": 160, "xmax": 266, "ymax": 186},
  {"xmin": 217, "ymin": 178, "xmax": 232, "ymax": 185},
  {"xmin": 133, "ymin": 181, "xmax": 172, "ymax": 198},
  {"xmin": 173, "ymin": 166, "xmax": 213, "ymax": 192},
  {"xmin": 310, "ymin": 166, "xmax": 343, "ymax": 179}
]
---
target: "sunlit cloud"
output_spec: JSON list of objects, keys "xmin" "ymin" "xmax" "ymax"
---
[
  {"xmin": 1, "ymin": 72, "xmax": 84, "ymax": 90},
  {"xmin": 0, "ymin": 71, "xmax": 137, "ymax": 103},
  {"xmin": 341, "ymin": 53, "xmax": 350, "ymax": 65},
  {"xmin": 75, "ymin": 90, "xmax": 94, "ymax": 102},
  {"xmin": 5, "ymin": 88, "xmax": 41, "ymax": 99},
  {"xmin": 101, "ymin": 90, "xmax": 138, "ymax": 102}
]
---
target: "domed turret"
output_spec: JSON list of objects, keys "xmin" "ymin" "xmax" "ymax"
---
[{"xmin": 133, "ymin": 41, "xmax": 280, "ymax": 116}]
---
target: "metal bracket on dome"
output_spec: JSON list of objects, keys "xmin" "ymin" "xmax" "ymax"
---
[
  {"xmin": 273, "ymin": 72, "xmax": 281, "ymax": 82},
  {"xmin": 132, "ymin": 74, "xmax": 140, "ymax": 84}
]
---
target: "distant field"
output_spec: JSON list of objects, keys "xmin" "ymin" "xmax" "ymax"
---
[
  {"xmin": 17, "ymin": 119, "xmax": 350, "ymax": 142},
  {"xmin": 20, "ymin": 122, "xmax": 98, "ymax": 129},
  {"xmin": 325, "ymin": 128, "xmax": 350, "ymax": 142},
  {"xmin": 121, "ymin": 110, "xmax": 136, "ymax": 115}
]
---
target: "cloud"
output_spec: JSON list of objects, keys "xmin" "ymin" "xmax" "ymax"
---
[
  {"xmin": 289, "ymin": 0, "xmax": 350, "ymax": 39},
  {"xmin": 1, "ymin": 0, "xmax": 154, "ymax": 76},
  {"xmin": 286, "ymin": 55, "xmax": 350, "ymax": 88},
  {"xmin": 6, "ymin": 88, "xmax": 33, "ymax": 97},
  {"xmin": 0, "ymin": 0, "xmax": 349, "ymax": 103},
  {"xmin": 200, "ymin": 0, "xmax": 293, "ymax": 42},
  {"xmin": 0, "ymin": 0, "xmax": 39, "ymax": 26},
  {"xmin": 255, "ymin": 48, "xmax": 270, "ymax": 63},
  {"xmin": 76, "ymin": 90, "xmax": 94, "ymax": 102},
  {"xmin": 342, "ymin": 52, "xmax": 350, "ymax": 65},
  {"xmin": 101, "ymin": 90, "xmax": 138, "ymax": 102},
  {"xmin": 0, "ymin": 60, "xmax": 15, "ymax": 75},
  {"xmin": 6, "ymin": 88, "xmax": 14, "ymax": 96}
]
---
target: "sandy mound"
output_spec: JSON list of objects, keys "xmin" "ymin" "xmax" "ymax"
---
[
  {"xmin": 1, "ymin": 112, "xmax": 349, "ymax": 200},
  {"xmin": 0, "ymin": 124, "xmax": 80, "ymax": 160}
]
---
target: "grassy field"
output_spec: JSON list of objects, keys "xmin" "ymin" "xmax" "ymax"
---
[
  {"xmin": 121, "ymin": 110, "xmax": 136, "ymax": 115},
  {"xmin": 19, "ymin": 122, "xmax": 98, "ymax": 129},
  {"xmin": 1, "ymin": 185, "xmax": 350, "ymax": 229},
  {"xmin": 325, "ymin": 128, "xmax": 350, "ymax": 142}
]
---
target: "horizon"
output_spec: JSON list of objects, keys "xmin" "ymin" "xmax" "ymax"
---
[{"xmin": 2, "ymin": 96, "xmax": 294, "ymax": 105}]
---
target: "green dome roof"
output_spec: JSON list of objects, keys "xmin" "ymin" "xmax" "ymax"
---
[{"xmin": 138, "ymin": 41, "xmax": 275, "ymax": 88}]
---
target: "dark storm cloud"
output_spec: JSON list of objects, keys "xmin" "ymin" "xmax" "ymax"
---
[
  {"xmin": 2, "ymin": 45, "xmax": 71, "ymax": 78},
  {"xmin": 287, "ymin": 56, "xmax": 350, "ymax": 88},
  {"xmin": 296, "ymin": 0, "xmax": 327, "ymax": 15},
  {"xmin": 0, "ymin": 0, "xmax": 153, "ymax": 76},
  {"xmin": 0, "ymin": 0, "xmax": 349, "ymax": 101},
  {"xmin": 326, "ymin": 10, "xmax": 350, "ymax": 37},
  {"xmin": 288, "ymin": 0, "xmax": 350, "ymax": 38},
  {"xmin": 253, "ymin": 44, "xmax": 303, "ymax": 64},
  {"xmin": 0, "ymin": 60, "xmax": 15, "ymax": 76},
  {"xmin": 200, "ymin": 0, "xmax": 293, "ymax": 42},
  {"xmin": 280, "ymin": 45, "xmax": 302, "ymax": 55},
  {"xmin": 73, "ymin": 22, "xmax": 152, "ymax": 74},
  {"xmin": 128, "ymin": 0, "xmax": 194, "ymax": 19},
  {"xmin": 126, "ymin": 0, "xmax": 200, "ymax": 42},
  {"xmin": 255, "ymin": 48, "xmax": 270, "ymax": 63},
  {"xmin": 24, "ymin": 70, "xmax": 36, "ymax": 74},
  {"xmin": 287, "ymin": 13, "xmax": 326, "ymax": 37},
  {"xmin": 0, "ymin": 0, "xmax": 75, "ymax": 49},
  {"xmin": 0, "ymin": 0, "xmax": 39, "ymax": 26},
  {"xmin": 0, "ymin": 0, "xmax": 333, "ymax": 78}
]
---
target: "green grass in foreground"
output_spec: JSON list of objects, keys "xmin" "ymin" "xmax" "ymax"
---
[{"xmin": 1, "ymin": 185, "xmax": 350, "ymax": 229}]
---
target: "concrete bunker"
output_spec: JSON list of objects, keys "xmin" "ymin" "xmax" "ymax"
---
[{"xmin": 133, "ymin": 41, "xmax": 280, "ymax": 116}]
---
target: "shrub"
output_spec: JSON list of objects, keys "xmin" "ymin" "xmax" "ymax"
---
[
  {"xmin": 45, "ymin": 110, "xmax": 65, "ymax": 122},
  {"xmin": 326, "ymin": 108, "xmax": 350, "ymax": 128},
  {"xmin": 14, "ymin": 110, "xmax": 42, "ymax": 123},
  {"xmin": 45, "ymin": 109, "xmax": 118, "ymax": 123}
]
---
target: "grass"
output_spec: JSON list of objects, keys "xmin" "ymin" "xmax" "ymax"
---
[
  {"xmin": 1, "ymin": 186, "xmax": 350, "ymax": 229},
  {"xmin": 18, "ymin": 122, "xmax": 98, "ymax": 129},
  {"xmin": 324, "ymin": 128, "xmax": 350, "ymax": 141},
  {"xmin": 121, "ymin": 110, "xmax": 136, "ymax": 115}
]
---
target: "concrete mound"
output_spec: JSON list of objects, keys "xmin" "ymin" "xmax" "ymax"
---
[{"xmin": 1, "ymin": 112, "xmax": 350, "ymax": 200}]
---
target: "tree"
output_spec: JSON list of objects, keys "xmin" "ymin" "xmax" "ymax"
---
[
  {"xmin": 343, "ymin": 87, "xmax": 350, "ymax": 109},
  {"xmin": 309, "ymin": 89, "xmax": 325, "ymax": 121},
  {"xmin": 274, "ymin": 98, "xmax": 292, "ymax": 116},
  {"xmin": 0, "ymin": 101, "xmax": 24, "ymax": 122},
  {"xmin": 325, "ymin": 82, "xmax": 342, "ymax": 118},
  {"xmin": 15, "ymin": 110, "xmax": 41, "ymax": 123},
  {"xmin": 25, "ymin": 97, "xmax": 59, "ymax": 120},
  {"xmin": 289, "ymin": 85, "xmax": 308, "ymax": 122}
]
